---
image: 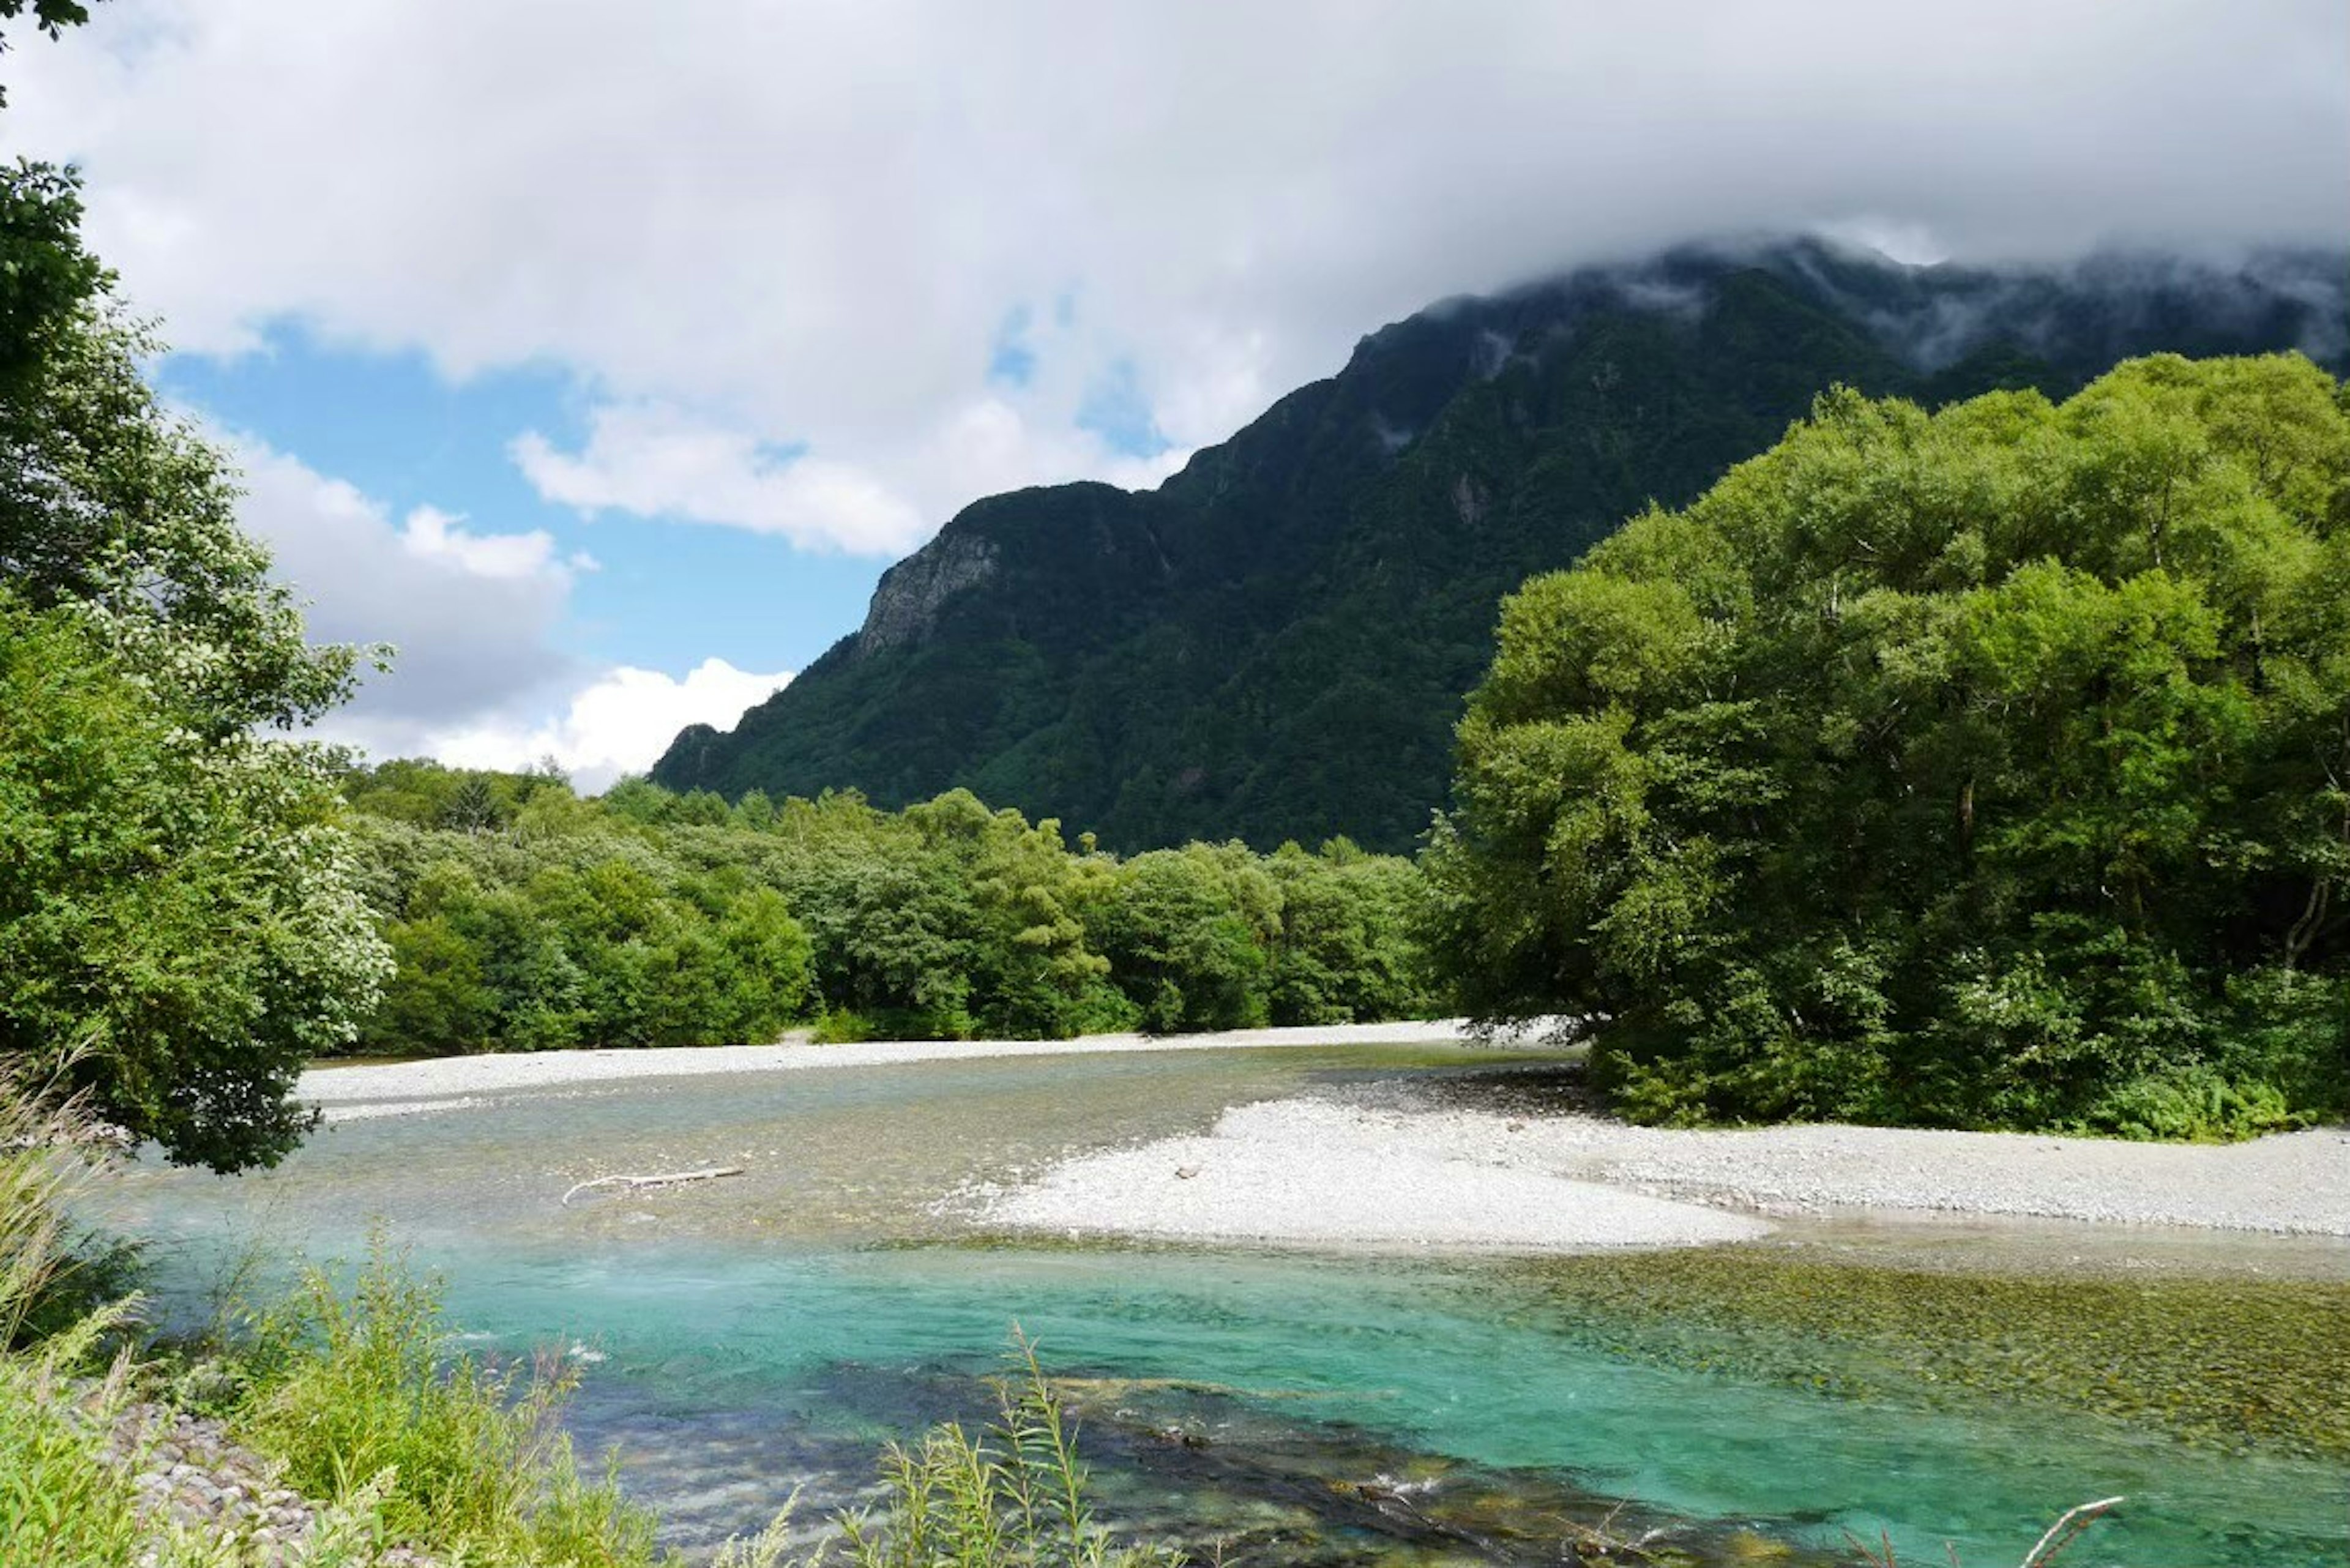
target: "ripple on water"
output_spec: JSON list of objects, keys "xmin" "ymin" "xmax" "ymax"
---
[{"xmin": 85, "ymin": 1045, "xmax": 2350, "ymax": 1567}]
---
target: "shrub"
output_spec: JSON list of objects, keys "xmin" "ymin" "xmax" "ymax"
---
[{"xmin": 228, "ymin": 1239, "xmax": 662, "ymax": 1568}]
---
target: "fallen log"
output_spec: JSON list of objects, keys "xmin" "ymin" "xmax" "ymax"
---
[{"xmin": 561, "ymin": 1165, "xmax": 745, "ymax": 1206}]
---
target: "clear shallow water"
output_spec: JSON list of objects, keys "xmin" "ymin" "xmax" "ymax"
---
[{"xmin": 91, "ymin": 1046, "xmax": 2350, "ymax": 1567}]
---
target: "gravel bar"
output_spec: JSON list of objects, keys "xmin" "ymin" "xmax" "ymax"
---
[
  {"xmin": 977, "ymin": 1089, "xmax": 2350, "ymax": 1250},
  {"xmin": 297, "ymin": 1021, "xmax": 1504, "ymax": 1122}
]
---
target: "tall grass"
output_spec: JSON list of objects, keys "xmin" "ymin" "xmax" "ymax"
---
[
  {"xmin": 0, "ymin": 1231, "xmax": 146, "ymax": 1566},
  {"xmin": 0, "ymin": 1070, "xmax": 155, "ymax": 1566},
  {"xmin": 1, "ymin": 1069, "xmax": 666, "ymax": 1567},
  {"xmin": 224, "ymin": 1238, "xmax": 665, "ymax": 1567},
  {"xmin": 725, "ymin": 1332, "xmax": 1185, "ymax": 1568},
  {"xmin": 0, "ymin": 1066, "xmax": 136, "ymax": 1354}
]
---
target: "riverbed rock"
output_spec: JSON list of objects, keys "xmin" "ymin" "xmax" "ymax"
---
[{"xmin": 90, "ymin": 1392, "xmax": 442, "ymax": 1566}]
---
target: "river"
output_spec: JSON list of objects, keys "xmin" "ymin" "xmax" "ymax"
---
[{"xmin": 87, "ymin": 1042, "xmax": 2350, "ymax": 1566}]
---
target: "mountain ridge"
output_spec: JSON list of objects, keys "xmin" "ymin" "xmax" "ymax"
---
[{"xmin": 654, "ymin": 238, "xmax": 2349, "ymax": 851}]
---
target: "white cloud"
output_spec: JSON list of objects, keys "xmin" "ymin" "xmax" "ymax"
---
[
  {"xmin": 512, "ymin": 396, "xmax": 1188, "ymax": 554},
  {"xmin": 226, "ymin": 430, "xmax": 770, "ymax": 790},
  {"xmin": 229, "ymin": 436, "xmax": 584, "ymax": 725},
  {"xmin": 427, "ymin": 660, "xmax": 792, "ymax": 794},
  {"xmin": 15, "ymin": 1, "xmax": 2339, "ymax": 556},
  {"xmin": 1816, "ymin": 217, "xmax": 1950, "ymax": 269},
  {"xmin": 398, "ymin": 503, "xmax": 593, "ymax": 581},
  {"xmin": 512, "ymin": 403, "xmax": 928, "ymax": 555}
]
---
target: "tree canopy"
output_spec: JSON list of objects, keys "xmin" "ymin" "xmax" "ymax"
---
[
  {"xmin": 1427, "ymin": 354, "xmax": 2350, "ymax": 1137},
  {"xmin": 0, "ymin": 154, "xmax": 389, "ymax": 1170},
  {"xmin": 337, "ymin": 766, "xmax": 1437, "ymax": 1055}
]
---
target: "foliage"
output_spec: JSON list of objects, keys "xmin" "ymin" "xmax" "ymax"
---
[
  {"xmin": 0, "ymin": 159, "xmax": 104, "ymax": 392},
  {"xmin": 0, "ymin": 1069, "xmax": 132, "ymax": 1357},
  {"xmin": 0, "ymin": 590, "xmax": 389, "ymax": 1171},
  {"xmin": 654, "ymin": 245, "xmax": 2347, "ymax": 855},
  {"xmin": 1428, "ymin": 355, "xmax": 2350, "ymax": 1133},
  {"xmin": 0, "ymin": 1071, "xmax": 149, "ymax": 1568},
  {"xmin": 761, "ymin": 1334, "xmax": 1183, "ymax": 1568},
  {"xmin": 1264, "ymin": 838, "xmax": 1432, "ymax": 1025},
  {"xmin": 1084, "ymin": 845, "xmax": 1275, "ymax": 1032},
  {"xmin": 226, "ymin": 1240, "xmax": 664, "ymax": 1567},
  {"xmin": 0, "ymin": 2, "xmax": 95, "ymax": 119},
  {"xmin": 338, "ymin": 767, "xmax": 1436, "ymax": 1055},
  {"xmin": 0, "ymin": 177, "xmax": 389, "ymax": 1171},
  {"xmin": 0, "ymin": 1348, "xmax": 147, "ymax": 1568},
  {"xmin": 0, "ymin": 296, "xmax": 364, "ymax": 735},
  {"xmin": 1, "ymin": 1092, "xmax": 660, "ymax": 1566}
]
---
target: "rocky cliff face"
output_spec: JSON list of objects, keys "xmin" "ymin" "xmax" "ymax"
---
[
  {"xmin": 654, "ymin": 239, "xmax": 2350, "ymax": 850},
  {"xmin": 852, "ymin": 530, "xmax": 999, "ymax": 658}
]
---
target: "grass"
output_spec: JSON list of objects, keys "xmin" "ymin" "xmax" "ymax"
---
[
  {"xmin": 717, "ymin": 1332, "xmax": 1184, "ymax": 1568},
  {"xmin": 1, "ymin": 1064, "xmax": 1177, "ymax": 1568},
  {"xmin": 218, "ymin": 1237, "xmax": 666, "ymax": 1567},
  {"xmin": 0, "ymin": 1312, "xmax": 146, "ymax": 1567},
  {"xmin": 1, "ymin": 1068, "xmax": 668, "ymax": 1567}
]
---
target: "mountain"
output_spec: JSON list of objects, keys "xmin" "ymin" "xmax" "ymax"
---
[{"xmin": 653, "ymin": 240, "xmax": 2349, "ymax": 853}]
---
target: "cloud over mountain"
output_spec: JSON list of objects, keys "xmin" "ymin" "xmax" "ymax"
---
[{"xmin": 16, "ymin": 1, "xmax": 2343, "ymax": 556}]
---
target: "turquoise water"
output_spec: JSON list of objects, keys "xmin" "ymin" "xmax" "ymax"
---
[{"xmin": 93, "ymin": 1047, "xmax": 2350, "ymax": 1566}]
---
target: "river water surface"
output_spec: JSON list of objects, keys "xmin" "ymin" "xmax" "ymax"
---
[{"xmin": 89, "ymin": 1043, "xmax": 2350, "ymax": 1567}]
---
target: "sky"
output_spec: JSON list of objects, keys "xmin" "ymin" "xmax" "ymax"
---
[{"xmin": 7, "ymin": 1, "xmax": 2346, "ymax": 789}]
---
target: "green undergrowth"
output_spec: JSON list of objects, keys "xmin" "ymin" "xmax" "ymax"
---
[
  {"xmin": 2, "ymin": 1066, "xmax": 676, "ymax": 1566},
  {"xmin": 0, "ymin": 1081, "xmax": 395, "ymax": 1566},
  {"xmin": 717, "ymin": 1333, "xmax": 1184, "ymax": 1568},
  {"xmin": 1517, "ymin": 1248, "xmax": 2350, "ymax": 1462},
  {"xmin": 206, "ymin": 1240, "xmax": 665, "ymax": 1566}
]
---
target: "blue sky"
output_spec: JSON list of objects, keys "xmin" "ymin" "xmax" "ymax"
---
[
  {"xmin": 10, "ymin": 1, "xmax": 2342, "ymax": 788},
  {"xmin": 156, "ymin": 329, "xmax": 892, "ymax": 678}
]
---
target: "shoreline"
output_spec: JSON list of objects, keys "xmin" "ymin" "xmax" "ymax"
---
[
  {"xmin": 297, "ymin": 1020, "xmax": 1519, "ymax": 1121},
  {"xmin": 299, "ymin": 1029, "xmax": 2349, "ymax": 1253},
  {"xmin": 975, "ymin": 1084, "xmax": 2350, "ymax": 1250}
]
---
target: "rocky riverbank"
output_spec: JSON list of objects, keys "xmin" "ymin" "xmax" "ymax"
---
[
  {"xmin": 85, "ymin": 1389, "xmax": 440, "ymax": 1566},
  {"xmin": 298, "ymin": 1020, "xmax": 1513, "ymax": 1124},
  {"xmin": 972, "ymin": 1078, "xmax": 2350, "ymax": 1250}
]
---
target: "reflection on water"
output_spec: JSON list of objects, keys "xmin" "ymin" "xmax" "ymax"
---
[{"xmin": 90, "ymin": 1045, "xmax": 2350, "ymax": 1567}]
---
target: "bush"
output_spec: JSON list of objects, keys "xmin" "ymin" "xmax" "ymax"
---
[
  {"xmin": 1431, "ymin": 356, "xmax": 2350, "ymax": 1134},
  {"xmin": 765, "ymin": 1334, "xmax": 1182, "ymax": 1568},
  {"xmin": 226, "ymin": 1239, "xmax": 662, "ymax": 1568}
]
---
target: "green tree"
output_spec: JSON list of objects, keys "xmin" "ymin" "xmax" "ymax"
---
[
  {"xmin": 365, "ymin": 917, "xmax": 495, "ymax": 1055},
  {"xmin": 908, "ymin": 790, "xmax": 1130, "ymax": 1038},
  {"xmin": 0, "ymin": 300, "xmax": 365, "ymax": 735},
  {"xmin": 1266, "ymin": 839, "xmax": 1434, "ymax": 1025},
  {"xmin": 1088, "ymin": 845, "xmax": 1277, "ymax": 1032},
  {"xmin": 0, "ymin": 172, "xmax": 390, "ymax": 1164},
  {"xmin": 331, "ymin": 768, "xmax": 1431, "ymax": 1058},
  {"xmin": 0, "ymin": 161, "xmax": 102, "ymax": 395},
  {"xmin": 0, "ymin": 599, "xmax": 389, "ymax": 1169},
  {"xmin": 1428, "ymin": 355, "xmax": 2350, "ymax": 1135}
]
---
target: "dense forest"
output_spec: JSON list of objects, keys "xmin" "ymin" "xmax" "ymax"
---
[
  {"xmin": 341, "ymin": 762, "xmax": 1434, "ymax": 1056},
  {"xmin": 655, "ymin": 244, "xmax": 2349, "ymax": 853},
  {"xmin": 1429, "ymin": 354, "xmax": 2350, "ymax": 1138}
]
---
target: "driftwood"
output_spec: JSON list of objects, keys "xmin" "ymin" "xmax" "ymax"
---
[
  {"xmin": 2018, "ymin": 1497, "xmax": 2125, "ymax": 1568},
  {"xmin": 561, "ymin": 1166, "xmax": 745, "ymax": 1205},
  {"xmin": 1843, "ymin": 1495, "xmax": 2123, "ymax": 1568}
]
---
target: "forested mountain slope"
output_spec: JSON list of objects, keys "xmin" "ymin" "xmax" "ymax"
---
[{"xmin": 654, "ymin": 241, "xmax": 2348, "ymax": 852}]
